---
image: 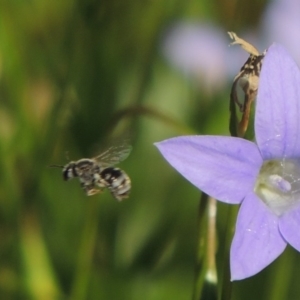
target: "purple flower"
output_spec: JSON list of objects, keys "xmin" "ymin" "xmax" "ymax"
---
[
  {"xmin": 155, "ymin": 44, "xmax": 300, "ymax": 280},
  {"xmin": 161, "ymin": 22, "xmax": 230, "ymax": 92}
]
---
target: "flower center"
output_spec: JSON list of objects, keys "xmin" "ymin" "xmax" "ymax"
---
[{"xmin": 254, "ymin": 159, "xmax": 300, "ymax": 216}]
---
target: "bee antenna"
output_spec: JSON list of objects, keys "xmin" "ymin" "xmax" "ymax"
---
[{"xmin": 49, "ymin": 164, "xmax": 64, "ymax": 169}]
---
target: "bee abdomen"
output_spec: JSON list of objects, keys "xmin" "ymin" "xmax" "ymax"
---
[{"xmin": 100, "ymin": 167, "xmax": 131, "ymax": 201}]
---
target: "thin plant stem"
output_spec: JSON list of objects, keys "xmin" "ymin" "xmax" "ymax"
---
[
  {"xmin": 70, "ymin": 197, "xmax": 100, "ymax": 300},
  {"xmin": 192, "ymin": 193, "xmax": 208, "ymax": 300},
  {"xmin": 192, "ymin": 194, "xmax": 218, "ymax": 300},
  {"xmin": 219, "ymin": 205, "xmax": 238, "ymax": 300},
  {"xmin": 108, "ymin": 104, "xmax": 195, "ymax": 136},
  {"xmin": 206, "ymin": 197, "xmax": 218, "ymax": 287}
]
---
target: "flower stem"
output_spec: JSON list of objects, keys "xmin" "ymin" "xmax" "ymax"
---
[
  {"xmin": 192, "ymin": 193, "xmax": 218, "ymax": 300},
  {"xmin": 219, "ymin": 205, "xmax": 238, "ymax": 300}
]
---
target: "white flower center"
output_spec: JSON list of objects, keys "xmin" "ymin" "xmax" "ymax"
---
[{"xmin": 254, "ymin": 159, "xmax": 300, "ymax": 216}]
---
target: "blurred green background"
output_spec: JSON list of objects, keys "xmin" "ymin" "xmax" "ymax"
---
[{"xmin": 1, "ymin": 0, "xmax": 300, "ymax": 299}]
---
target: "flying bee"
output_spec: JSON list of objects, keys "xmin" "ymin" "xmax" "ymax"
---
[
  {"xmin": 97, "ymin": 167, "xmax": 131, "ymax": 201},
  {"xmin": 50, "ymin": 144, "xmax": 132, "ymax": 201}
]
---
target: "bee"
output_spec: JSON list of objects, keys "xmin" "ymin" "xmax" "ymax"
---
[{"xmin": 50, "ymin": 144, "xmax": 132, "ymax": 201}]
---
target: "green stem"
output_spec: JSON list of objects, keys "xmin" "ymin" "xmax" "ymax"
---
[
  {"xmin": 193, "ymin": 194, "xmax": 218, "ymax": 300},
  {"xmin": 108, "ymin": 104, "xmax": 195, "ymax": 136},
  {"xmin": 70, "ymin": 197, "xmax": 100, "ymax": 300},
  {"xmin": 266, "ymin": 249, "xmax": 294, "ymax": 300},
  {"xmin": 219, "ymin": 205, "xmax": 238, "ymax": 300},
  {"xmin": 21, "ymin": 210, "xmax": 61, "ymax": 299},
  {"xmin": 206, "ymin": 197, "xmax": 218, "ymax": 286}
]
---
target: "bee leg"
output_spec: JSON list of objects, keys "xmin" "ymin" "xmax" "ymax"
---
[
  {"xmin": 95, "ymin": 178, "xmax": 109, "ymax": 189},
  {"xmin": 86, "ymin": 189, "xmax": 102, "ymax": 196},
  {"xmin": 80, "ymin": 183, "xmax": 101, "ymax": 196}
]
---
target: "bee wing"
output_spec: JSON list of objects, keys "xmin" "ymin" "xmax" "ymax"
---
[{"xmin": 94, "ymin": 144, "xmax": 132, "ymax": 167}]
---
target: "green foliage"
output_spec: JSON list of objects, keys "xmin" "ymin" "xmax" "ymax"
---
[{"xmin": 3, "ymin": 0, "xmax": 298, "ymax": 300}]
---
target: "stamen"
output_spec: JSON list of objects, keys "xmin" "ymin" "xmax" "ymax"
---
[
  {"xmin": 254, "ymin": 159, "xmax": 300, "ymax": 215},
  {"xmin": 268, "ymin": 174, "xmax": 291, "ymax": 193}
]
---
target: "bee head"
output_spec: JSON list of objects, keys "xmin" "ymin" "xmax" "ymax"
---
[{"xmin": 62, "ymin": 162, "xmax": 77, "ymax": 181}]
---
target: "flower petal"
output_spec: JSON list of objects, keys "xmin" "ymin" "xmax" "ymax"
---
[
  {"xmin": 230, "ymin": 193, "xmax": 286, "ymax": 280},
  {"xmin": 155, "ymin": 136, "xmax": 262, "ymax": 204},
  {"xmin": 255, "ymin": 44, "xmax": 300, "ymax": 159},
  {"xmin": 279, "ymin": 206, "xmax": 300, "ymax": 252}
]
